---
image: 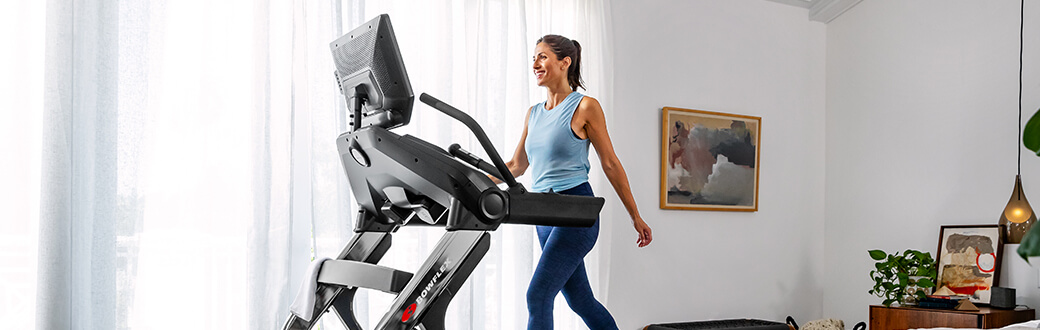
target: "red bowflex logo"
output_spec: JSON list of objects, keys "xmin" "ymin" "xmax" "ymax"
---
[
  {"xmin": 401, "ymin": 257, "xmax": 453, "ymax": 323},
  {"xmin": 401, "ymin": 303, "xmax": 417, "ymax": 322}
]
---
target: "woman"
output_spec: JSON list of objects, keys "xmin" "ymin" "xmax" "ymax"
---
[{"xmin": 502, "ymin": 34, "xmax": 652, "ymax": 329}]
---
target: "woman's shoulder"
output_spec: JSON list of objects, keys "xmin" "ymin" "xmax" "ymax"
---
[
  {"xmin": 577, "ymin": 94, "xmax": 598, "ymax": 105},
  {"xmin": 576, "ymin": 94, "xmax": 602, "ymax": 112}
]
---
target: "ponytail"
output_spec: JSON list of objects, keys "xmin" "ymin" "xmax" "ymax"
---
[{"xmin": 569, "ymin": 40, "xmax": 585, "ymax": 91}]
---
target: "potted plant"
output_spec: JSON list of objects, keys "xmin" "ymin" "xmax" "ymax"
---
[{"xmin": 868, "ymin": 249, "xmax": 938, "ymax": 307}]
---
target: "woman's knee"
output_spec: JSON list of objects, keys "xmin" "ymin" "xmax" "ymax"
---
[
  {"xmin": 527, "ymin": 292, "xmax": 555, "ymax": 318},
  {"xmin": 562, "ymin": 292, "xmax": 596, "ymax": 315},
  {"xmin": 526, "ymin": 285, "xmax": 553, "ymax": 307}
]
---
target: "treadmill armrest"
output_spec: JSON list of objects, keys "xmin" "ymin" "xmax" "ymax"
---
[
  {"xmin": 317, "ymin": 260, "xmax": 414, "ymax": 294},
  {"xmin": 505, "ymin": 192, "xmax": 604, "ymax": 227}
]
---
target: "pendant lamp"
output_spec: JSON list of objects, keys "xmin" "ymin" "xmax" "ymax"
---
[
  {"xmin": 1001, "ymin": 175, "xmax": 1036, "ymax": 242},
  {"xmin": 1000, "ymin": 0, "xmax": 1037, "ymax": 243}
]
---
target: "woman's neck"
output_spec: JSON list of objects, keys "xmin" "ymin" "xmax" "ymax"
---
[{"xmin": 544, "ymin": 83, "xmax": 573, "ymax": 110}]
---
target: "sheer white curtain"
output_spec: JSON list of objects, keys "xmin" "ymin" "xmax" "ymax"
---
[
  {"xmin": 0, "ymin": 0, "xmax": 613, "ymax": 329},
  {"xmin": 0, "ymin": 1, "xmax": 46, "ymax": 329},
  {"xmin": 26, "ymin": 0, "xmax": 298, "ymax": 328}
]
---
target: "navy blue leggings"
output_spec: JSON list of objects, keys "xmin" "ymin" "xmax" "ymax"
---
[{"xmin": 527, "ymin": 182, "xmax": 619, "ymax": 330}]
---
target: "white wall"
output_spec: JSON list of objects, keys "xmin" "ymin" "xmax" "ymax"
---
[
  {"xmin": 824, "ymin": 0, "xmax": 1040, "ymax": 325},
  {"xmin": 605, "ymin": 1, "xmax": 826, "ymax": 328}
]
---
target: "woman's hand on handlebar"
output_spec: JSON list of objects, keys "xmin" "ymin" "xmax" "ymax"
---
[
  {"xmin": 490, "ymin": 159, "xmax": 526, "ymax": 185},
  {"xmin": 488, "ymin": 173, "xmax": 504, "ymax": 185},
  {"xmin": 633, "ymin": 217, "xmax": 652, "ymax": 247}
]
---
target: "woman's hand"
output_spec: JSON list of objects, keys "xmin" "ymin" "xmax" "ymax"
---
[{"xmin": 633, "ymin": 218, "xmax": 652, "ymax": 247}]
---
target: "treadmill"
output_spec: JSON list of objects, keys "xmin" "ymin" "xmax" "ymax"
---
[{"xmin": 281, "ymin": 14, "xmax": 604, "ymax": 330}]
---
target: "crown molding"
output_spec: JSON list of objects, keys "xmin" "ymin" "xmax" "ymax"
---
[
  {"xmin": 766, "ymin": 0, "xmax": 863, "ymax": 23},
  {"xmin": 767, "ymin": 0, "xmax": 813, "ymax": 9},
  {"xmin": 808, "ymin": 0, "xmax": 863, "ymax": 23}
]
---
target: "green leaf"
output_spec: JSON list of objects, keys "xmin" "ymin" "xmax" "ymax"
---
[
  {"xmin": 1018, "ymin": 222, "xmax": 1040, "ymax": 263},
  {"xmin": 916, "ymin": 290, "xmax": 928, "ymax": 300},
  {"xmin": 917, "ymin": 278, "xmax": 935, "ymax": 288},
  {"xmin": 882, "ymin": 298, "xmax": 896, "ymax": 307},
  {"xmin": 869, "ymin": 250, "xmax": 887, "ymax": 260},
  {"xmin": 921, "ymin": 267, "xmax": 936, "ymax": 277},
  {"xmin": 1025, "ymin": 108, "xmax": 1040, "ymax": 155}
]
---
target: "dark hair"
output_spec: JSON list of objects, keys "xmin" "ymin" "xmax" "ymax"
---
[{"xmin": 536, "ymin": 34, "xmax": 585, "ymax": 91}]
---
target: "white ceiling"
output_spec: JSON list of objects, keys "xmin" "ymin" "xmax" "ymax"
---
[{"xmin": 766, "ymin": 0, "xmax": 864, "ymax": 23}]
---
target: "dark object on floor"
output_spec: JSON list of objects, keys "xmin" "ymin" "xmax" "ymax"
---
[{"xmin": 645, "ymin": 318, "xmax": 792, "ymax": 330}]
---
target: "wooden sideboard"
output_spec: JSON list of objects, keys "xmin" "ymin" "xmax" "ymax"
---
[{"xmin": 869, "ymin": 305, "xmax": 1034, "ymax": 330}]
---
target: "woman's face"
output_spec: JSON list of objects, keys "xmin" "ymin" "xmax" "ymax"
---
[{"xmin": 532, "ymin": 42, "xmax": 570, "ymax": 87}]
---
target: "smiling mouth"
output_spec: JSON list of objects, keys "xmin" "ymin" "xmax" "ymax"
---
[{"xmin": 534, "ymin": 70, "xmax": 545, "ymax": 79}]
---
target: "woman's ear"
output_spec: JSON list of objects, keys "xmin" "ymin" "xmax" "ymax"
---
[{"xmin": 561, "ymin": 56, "xmax": 572, "ymax": 71}]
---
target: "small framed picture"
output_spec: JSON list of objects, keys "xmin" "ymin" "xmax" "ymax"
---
[
  {"xmin": 660, "ymin": 107, "xmax": 760, "ymax": 211},
  {"xmin": 935, "ymin": 224, "xmax": 1004, "ymax": 304}
]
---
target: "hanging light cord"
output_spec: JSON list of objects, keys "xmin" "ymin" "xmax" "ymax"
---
[{"xmin": 1020, "ymin": 0, "xmax": 1024, "ymax": 177}]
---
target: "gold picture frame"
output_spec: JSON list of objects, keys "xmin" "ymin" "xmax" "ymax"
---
[{"xmin": 661, "ymin": 107, "xmax": 761, "ymax": 211}]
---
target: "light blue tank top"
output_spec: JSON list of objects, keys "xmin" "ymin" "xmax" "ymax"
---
[{"xmin": 525, "ymin": 92, "xmax": 591, "ymax": 193}]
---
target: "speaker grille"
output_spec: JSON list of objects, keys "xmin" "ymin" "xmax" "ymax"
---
[
  {"xmin": 330, "ymin": 18, "xmax": 410, "ymax": 102},
  {"xmin": 333, "ymin": 25, "xmax": 375, "ymax": 78},
  {"xmin": 330, "ymin": 14, "xmax": 413, "ymax": 129}
]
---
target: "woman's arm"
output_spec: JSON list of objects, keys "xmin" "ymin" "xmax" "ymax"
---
[
  {"xmin": 576, "ymin": 97, "xmax": 653, "ymax": 247},
  {"xmin": 492, "ymin": 107, "xmax": 533, "ymax": 184}
]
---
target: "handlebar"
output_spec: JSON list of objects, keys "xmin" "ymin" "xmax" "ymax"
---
[
  {"xmin": 419, "ymin": 93, "xmax": 518, "ymax": 188},
  {"xmin": 449, "ymin": 144, "xmax": 504, "ymax": 181}
]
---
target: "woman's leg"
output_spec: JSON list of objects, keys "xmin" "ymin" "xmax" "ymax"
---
[
  {"xmin": 560, "ymin": 260, "xmax": 618, "ymax": 330},
  {"xmin": 528, "ymin": 225, "xmax": 594, "ymax": 329},
  {"xmin": 527, "ymin": 183, "xmax": 619, "ymax": 330}
]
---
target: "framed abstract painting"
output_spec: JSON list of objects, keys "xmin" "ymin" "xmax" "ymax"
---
[
  {"xmin": 935, "ymin": 225, "xmax": 1004, "ymax": 304},
  {"xmin": 661, "ymin": 107, "xmax": 760, "ymax": 211}
]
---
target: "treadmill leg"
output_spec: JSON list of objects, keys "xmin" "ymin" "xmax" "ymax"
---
[
  {"xmin": 415, "ymin": 231, "xmax": 489, "ymax": 330},
  {"xmin": 330, "ymin": 289, "xmax": 361, "ymax": 329},
  {"xmin": 415, "ymin": 297, "xmax": 447, "ymax": 330},
  {"xmin": 374, "ymin": 230, "xmax": 490, "ymax": 330}
]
